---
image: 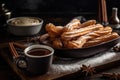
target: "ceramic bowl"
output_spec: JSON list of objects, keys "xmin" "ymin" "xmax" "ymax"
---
[{"xmin": 7, "ymin": 17, "xmax": 43, "ymax": 36}]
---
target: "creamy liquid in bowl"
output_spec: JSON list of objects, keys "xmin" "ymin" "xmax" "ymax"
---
[{"xmin": 9, "ymin": 17, "xmax": 40, "ymax": 26}]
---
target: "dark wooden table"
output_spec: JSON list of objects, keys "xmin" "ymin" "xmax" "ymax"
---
[{"xmin": 1, "ymin": 42, "xmax": 120, "ymax": 80}]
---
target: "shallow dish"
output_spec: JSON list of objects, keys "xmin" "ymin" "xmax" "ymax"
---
[
  {"xmin": 40, "ymin": 34, "xmax": 120, "ymax": 58},
  {"xmin": 54, "ymin": 37, "xmax": 120, "ymax": 58}
]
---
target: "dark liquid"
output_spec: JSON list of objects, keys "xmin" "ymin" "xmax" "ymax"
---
[{"xmin": 27, "ymin": 48, "xmax": 51, "ymax": 56}]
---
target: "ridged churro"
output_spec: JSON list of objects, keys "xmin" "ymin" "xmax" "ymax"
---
[{"xmin": 40, "ymin": 19, "xmax": 119, "ymax": 49}]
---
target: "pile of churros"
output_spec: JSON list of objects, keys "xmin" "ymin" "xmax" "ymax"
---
[{"xmin": 40, "ymin": 19, "xmax": 119, "ymax": 49}]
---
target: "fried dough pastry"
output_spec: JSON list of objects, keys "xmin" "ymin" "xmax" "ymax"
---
[
  {"xmin": 83, "ymin": 32, "xmax": 119, "ymax": 47},
  {"xmin": 61, "ymin": 24, "xmax": 104, "ymax": 41},
  {"xmin": 52, "ymin": 38, "xmax": 63, "ymax": 49},
  {"xmin": 63, "ymin": 27, "xmax": 112, "ymax": 49},
  {"xmin": 40, "ymin": 19, "xmax": 120, "ymax": 49},
  {"xmin": 81, "ymin": 20, "xmax": 96, "ymax": 28},
  {"xmin": 63, "ymin": 19, "xmax": 81, "ymax": 32},
  {"xmin": 83, "ymin": 26, "xmax": 112, "ymax": 40},
  {"xmin": 45, "ymin": 23, "xmax": 63, "ymax": 38},
  {"xmin": 64, "ymin": 36, "xmax": 87, "ymax": 49}
]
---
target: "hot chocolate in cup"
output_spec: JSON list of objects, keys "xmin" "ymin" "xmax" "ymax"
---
[{"xmin": 23, "ymin": 44, "xmax": 54, "ymax": 75}]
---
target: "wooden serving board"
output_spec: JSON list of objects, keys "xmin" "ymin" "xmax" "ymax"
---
[{"xmin": 1, "ymin": 42, "xmax": 120, "ymax": 80}]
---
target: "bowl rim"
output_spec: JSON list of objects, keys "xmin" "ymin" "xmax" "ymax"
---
[{"xmin": 7, "ymin": 16, "xmax": 43, "ymax": 27}]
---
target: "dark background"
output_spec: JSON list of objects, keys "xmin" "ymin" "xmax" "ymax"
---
[
  {"xmin": 1, "ymin": 0, "xmax": 98, "ymax": 14},
  {"xmin": 0, "ymin": 0, "xmax": 120, "ymax": 18}
]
